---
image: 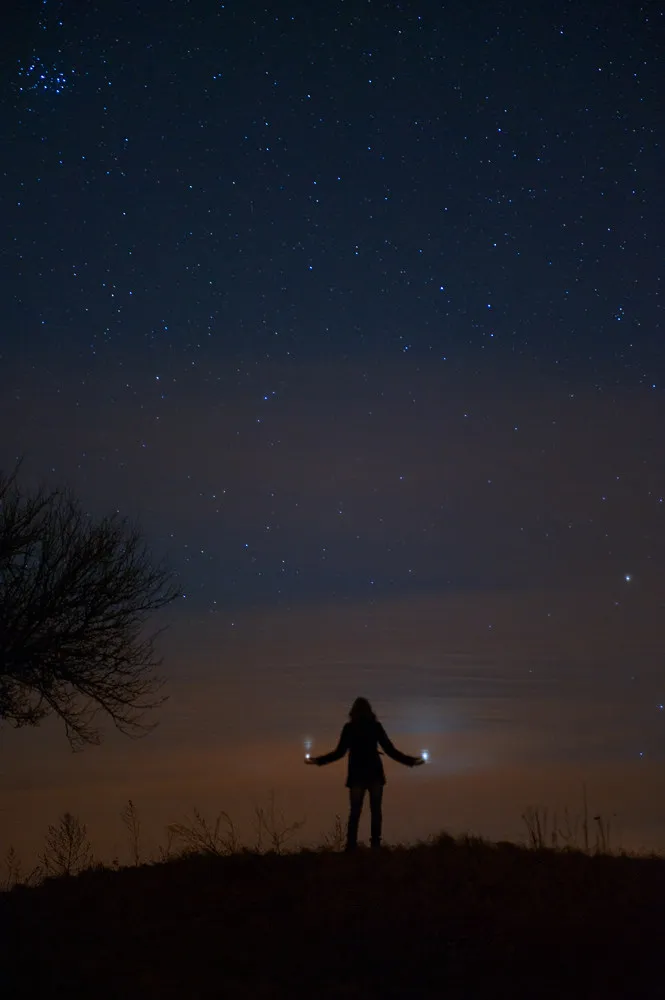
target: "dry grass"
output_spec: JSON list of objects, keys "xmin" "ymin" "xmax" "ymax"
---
[{"xmin": 2, "ymin": 801, "xmax": 663, "ymax": 999}]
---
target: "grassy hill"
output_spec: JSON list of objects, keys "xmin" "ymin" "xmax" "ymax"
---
[{"xmin": 2, "ymin": 834, "xmax": 664, "ymax": 999}]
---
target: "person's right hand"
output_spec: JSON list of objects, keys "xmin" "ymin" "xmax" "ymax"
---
[
  {"xmin": 413, "ymin": 757, "xmax": 426, "ymax": 766},
  {"xmin": 304, "ymin": 756, "xmax": 317, "ymax": 765}
]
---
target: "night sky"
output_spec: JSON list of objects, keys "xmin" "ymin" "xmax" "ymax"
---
[{"xmin": 1, "ymin": 1, "xmax": 664, "ymax": 861}]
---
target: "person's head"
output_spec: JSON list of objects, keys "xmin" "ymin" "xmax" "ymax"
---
[{"xmin": 349, "ymin": 697, "xmax": 376, "ymax": 723}]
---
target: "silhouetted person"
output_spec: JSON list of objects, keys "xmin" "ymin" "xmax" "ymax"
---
[{"xmin": 306, "ymin": 697, "xmax": 424, "ymax": 851}]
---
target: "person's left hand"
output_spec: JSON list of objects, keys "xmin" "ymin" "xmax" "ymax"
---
[
  {"xmin": 304, "ymin": 756, "xmax": 317, "ymax": 765},
  {"xmin": 413, "ymin": 757, "xmax": 426, "ymax": 766}
]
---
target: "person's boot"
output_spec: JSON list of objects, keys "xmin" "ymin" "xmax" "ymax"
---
[{"xmin": 370, "ymin": 839, "xmax": 382, "ymax": 850}]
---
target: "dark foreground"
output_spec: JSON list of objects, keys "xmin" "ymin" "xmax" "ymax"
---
[{"xmin": 3, "ymin": 835, "xmax": 664, "ymax": 999}]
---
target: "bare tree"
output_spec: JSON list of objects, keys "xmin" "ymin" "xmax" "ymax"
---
[
  {"xmin": 0, "ymin": 844, "xmax": 42, "ymax": 890},
  {"xmin": 1, "ymin": 845, "xmax": 22, "ymax": 891},
  {"xmin": 39, "ymin": 812, "xmax": 93, "ymax": 877},
  {"xmin": 0, "ymin": 464, "xmax": 178, "ymax": 750},
  {"xmin": 155, "ymin": 825, "xmax": 177, "ymax": 863},
  {"xmin": 121, "ymin": 799, "xmax": 142, "ymax": 866},
  {"xmin": 319, "ymin": 813, "xmax": 345, "ymax": 852},
  {"xmin": 167, "ymin": 807, "xmax": 241, "ymax": 857},
  {"xmin": 254, "ymin": 791, "xmax": 305, "ymax": 854}
]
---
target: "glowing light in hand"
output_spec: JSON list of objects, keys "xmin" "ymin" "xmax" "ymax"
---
[{"xmin": 421, "ymin": 750, "xmax": 429, "ymax": 762}]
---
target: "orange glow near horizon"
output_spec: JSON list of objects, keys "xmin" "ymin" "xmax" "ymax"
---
[{"xmin": 4, "ymin": 584, "xmax": 665, "ymax": 864}]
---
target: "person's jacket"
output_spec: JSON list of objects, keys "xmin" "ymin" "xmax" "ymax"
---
[{"xmin": 313, "ymin": 718, "xmax": 418, "ymax": 787}]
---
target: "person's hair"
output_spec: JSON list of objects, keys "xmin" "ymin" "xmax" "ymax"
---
[{"xmin": 349, "ymin": 697, "xmax": 376, "ymax": 722}]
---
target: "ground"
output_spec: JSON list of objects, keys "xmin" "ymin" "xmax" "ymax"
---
[{"xmin": 2, "ymin": 835, "xmax": 663, "ymax": 998}]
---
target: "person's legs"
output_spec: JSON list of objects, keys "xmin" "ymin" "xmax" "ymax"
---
[
  {"xmin": 369, "ymin": 783, "xmax": 384, "ymax": 848},
  {"xmin": 347, "ymin": 786, "xmax": 365, "ymax": 851}
]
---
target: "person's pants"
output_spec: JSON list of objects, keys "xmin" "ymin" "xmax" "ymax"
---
[{"xmin": 347, "ymin": 783, "xmax": 383, "ymax": 850}]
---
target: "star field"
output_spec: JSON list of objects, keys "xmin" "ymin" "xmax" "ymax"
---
[{"xmin": 1, "ymin": 0, "xmax": 664, "ymax": 854}]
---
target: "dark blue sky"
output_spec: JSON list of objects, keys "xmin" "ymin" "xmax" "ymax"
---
[
  {"xmin": 4, "ymin": 1, "xmax": 662, "ymax": 372},
  {"xmin": 3, "ymin": 0, "xmax": 663, "ymax": 608},
  {"xmin": 1, "ymin": 1, "xmax": 664, "ymax": 854}
]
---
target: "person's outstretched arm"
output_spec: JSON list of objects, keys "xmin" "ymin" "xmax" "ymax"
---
[
  {"xmin": 377, "ymin": 723, "xmax": 419, "ymax": 766},
  {"xmin": 312, "ymin": 723, "xmax": 350, "ymax": 765}
]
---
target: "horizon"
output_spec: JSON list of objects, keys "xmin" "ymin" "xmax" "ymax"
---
[{"xmin": 3, "ymin": 587, "xmax": 665, "ymax": 865}]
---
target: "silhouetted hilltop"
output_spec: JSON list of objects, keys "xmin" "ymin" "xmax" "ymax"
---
[{"xmin": 3, "ymin": 835, "xmax": 664, "ymax": 999}]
